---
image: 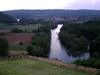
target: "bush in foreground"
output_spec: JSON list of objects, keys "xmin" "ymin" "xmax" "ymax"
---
[{"xmin": 74, "ymin": 58, "xmax": 100, "ymax": 69}]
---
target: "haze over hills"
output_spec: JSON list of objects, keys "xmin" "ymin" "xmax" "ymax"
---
[
  {"xmin": 0, "ymin": 9, "xmax": 100, "ymax": 23},
  {"xmin": 2, "ymin": 9, "xmax": 100, "ymax": 19},
  {"xmin": 0, "ymin": 12, "xmax": 16, "ymax": 23}
]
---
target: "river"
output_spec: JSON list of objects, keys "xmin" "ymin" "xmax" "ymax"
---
[{"xmin": 49, "ymin": 24, "xmax": 90, "ymax": 63}]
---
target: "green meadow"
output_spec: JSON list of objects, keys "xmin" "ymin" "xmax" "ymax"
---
[{"xmin": 0, "ymin": 58, "xmax": 91, "ymax": 75}]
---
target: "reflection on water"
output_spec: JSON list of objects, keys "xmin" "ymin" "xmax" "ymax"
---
[{"xmin": 49, "ymin": 24, "xmax": 90, "ymax": 63}]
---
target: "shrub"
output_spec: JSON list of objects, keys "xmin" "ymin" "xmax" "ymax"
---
[
  {"xmin": 59, "ymin": 31, "xmax": 88, "ymax": 57},
  {"xmin": 0, "ymin": 38, "xmax": 9, "ymax": 56},
  {"xmin": 27, "ymin": 46, "xmax": 33, "ymax": 54},
  {"xmin": 11, "ymin": 28, "xmax": 23, "ymax": 33},
  {"xmin": 74, "ymin": 58, "xmax": 100, "ymax": 69},
  {"xmin": 31, "ymin": 32, "xmax": 50, "ymax": 57},
  {"xmin": 19, "ymin": 42, "xmax": 24, "ymax": 45},
  {"xmin": 27, "ymin": 46, "xmax": 47, "ymax": 57}
]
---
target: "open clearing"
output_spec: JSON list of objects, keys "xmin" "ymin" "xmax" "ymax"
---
[{"xmin": 0, "ymin": 58, "xmax": 90, "ymax": 75}]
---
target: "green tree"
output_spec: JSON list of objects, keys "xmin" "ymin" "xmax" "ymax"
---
[
  {"xmin": 19, "ymin": 42, "xmax": 24, "ymax": 45},
  {"xmin": 31, "ymin": 32, "xmax": 50, "ymax": 57},
  {"xmin": 74, "ymin": 58, "xmax": 100, "ymax": 69},
  {"xmin": 27, "ymin": 46, "xmax": 45, "ymax": 57},
  {"xmin": 27, "ymin": 46, "xmax": 33, "ymax": 55},
  {"xmin": 59, "ymin": 31, "xmax": 88, "ymax": 56},
  {"xmin": 90, "ymin": 36, "xmax": 100, "ymax": 58},
  {"xmin": 11, "ymin": 28, "xmax": 23, "ymax": 33},
  {"xmin": 0, "ymin": 38, "xmax": 9, "ymax": 56}
]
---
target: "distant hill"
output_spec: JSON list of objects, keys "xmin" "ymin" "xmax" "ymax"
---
[
  {"xmin": 2, "ymin": 10, "xmax": 100, "ymax": 19},
  {"xmin": 0, "ymin": 12, "xmax": 16, "ymax": 23}
]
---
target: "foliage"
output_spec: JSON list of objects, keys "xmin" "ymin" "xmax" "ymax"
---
[
  {"xmin": 59, "ymin": 21, "xmax": 100, "ymax": 58},
  {"xmin": 30, "ymin": 32, "xmax": 50, "ymax": 57},
  {"xmin": 11, "ymin": 28, "xmax": 23, "ymax": 33},
  {"xmin": 27, "ymin": 46, "xmax": 45, "ymax": 57},
  {"xmin": 59, "ymin": 31, "xmax": 88, "ymax": 56},
  {"xmin": 0, "ymin": 38, "xmax": 9, "ymax": 56},
  {"xmin": 90, "ymin": 36, "xmax": 100, "ymax": 58},
  {"xmin": 37, "ymin": 24, "xmax": 56, "ymax": 33},
  {"xmin": 27, "ymin": 46, "xmax": 33, "ymax": 54},
  {"xmin": 19, "ymin": 42, "xmax": 24, "ymax": 45},
  {"xmin": 74, "ymin": 58, "xmax": 100, "ymax": 69},
  {"xmin": 27, "ymin": 23, "xmax": 55, "ymax": 57}
]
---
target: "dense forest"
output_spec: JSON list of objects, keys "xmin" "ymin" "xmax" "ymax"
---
[
  {"xmin": 59, "ymin": 21, "xmax": 100, "ymax": 68},
  {"xmin": 59, "ymin": 21, "xmax": 100, "ymax": 58}
]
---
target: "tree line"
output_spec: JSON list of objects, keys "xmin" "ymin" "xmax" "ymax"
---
[
  {"xmin": 59, "ymin": 21, "xmax": 100, "ymax": 69},
  {"xmin": 59, "ymin": 21, "xmax": 100, "ymax": 58},
  {"xmin": 27, "ymin": 23, "xmax": 56, "ymax": 57}
]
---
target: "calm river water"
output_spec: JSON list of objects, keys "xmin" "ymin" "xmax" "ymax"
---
[{"xmin": 49, "ymin": 24, "xmax": 90, "ymax": 63}]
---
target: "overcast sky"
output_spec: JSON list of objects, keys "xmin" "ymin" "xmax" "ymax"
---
[{"xmin": 0, "ymin": 0, "xmax": 100, "ymax": 11}]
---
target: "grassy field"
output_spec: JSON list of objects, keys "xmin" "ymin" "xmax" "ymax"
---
[
  {"xmin": 9, "ymin": 45, "xmax": 28, "ymax": 51},
  {"xmin": 0, "ymin": 24, "xmax": 42, "ymax": 32},
  {"xmin": 0, "ymin": 58, "xmax": 90, "ymax": 75}
]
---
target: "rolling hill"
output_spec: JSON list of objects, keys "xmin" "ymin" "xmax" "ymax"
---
[
  {"xmin": 3, "ymin": 10, "xmax": 100, "ymax": 19},
  {"xmin": 0, "ymin": 12, "xmax": 17, "ymax": 23}
]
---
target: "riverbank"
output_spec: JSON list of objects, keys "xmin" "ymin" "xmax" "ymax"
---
[{"xmin": 49, "ymin": 24, "xmax": 89, "ymax": 63}]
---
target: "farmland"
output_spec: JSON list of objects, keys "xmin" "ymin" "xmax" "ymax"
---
[
  {"xmin": 0, "ymin": 33, "xmax": 34, "ymax": 51},
  {"xmin": 0, "ymin": 29, "xmax": 11, "ymax": 33},
  {"xmin": 0, "ymin": 24, "xmax": 42, "ymax": 51},
  {"xmin": 0, "ymin": 24, "xmax": 42, "ymax": 32},
  {"xmin": 2, "ymin": 33, "xmax": 34, "ymax": 45},
  {"xmin": 0, "ymin": 58, "xmax": 90, "ymax": 75},
  {"xmin": 9, "ymin": 45, "xmax": 28, "ymax": 51}
]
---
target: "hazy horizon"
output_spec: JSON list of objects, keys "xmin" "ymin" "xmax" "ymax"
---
[
  {"xmin": 1, "ymin": 9, "xmax": 100, "ymax": 11},
  {"xmin": 0, "ymin": 0, "xmax": 100, "ymax": 11}
]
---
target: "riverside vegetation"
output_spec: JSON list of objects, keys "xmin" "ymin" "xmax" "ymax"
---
[{"xmin": 59, "ymin": 21, "xmax": 100, "ymax": 69}]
